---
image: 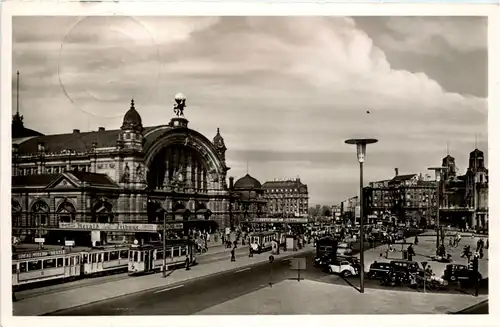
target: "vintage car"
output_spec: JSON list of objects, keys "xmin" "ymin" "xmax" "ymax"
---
[
  {"xmin": 313, "ymin": 253, "xmax": 335, "ymax": 269},
  {"xmin": 366, "ymin": 261, "xmax": 392, "ymax": 279},
  {"xmin": 390, "ymin": 260, "xmax": 424, "ymax": 277},
  {"xmin": 443, "ymin": 264, "xmax": 482, "ymax": 283},
  {"xmin": 328, "ymin": 260, "xmax": 359, "ymax": 278}
]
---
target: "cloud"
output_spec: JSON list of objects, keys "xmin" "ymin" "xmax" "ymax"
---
[
  {"xmin": 379, "ymin": 17, "xmax": 487, "ymax": 55},
  {"xmin": 12, "ymin": 16, "xmax": 487, "ymax": 205}
]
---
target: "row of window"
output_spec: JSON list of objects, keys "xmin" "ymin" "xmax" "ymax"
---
[
  {"xmin": 265, "ymin": 188, "xmax": 304, "ymax": 193},
  {"xmin": 13, "ymin": 255, "xmax": 81, "ymax": 273},
  {"xmin": 130, "ymin": 246, "xmax": 188, "ymax": 262},
  {"xmin": 17, "ymin": 165, "xmax": 92, "ymax": 176}
]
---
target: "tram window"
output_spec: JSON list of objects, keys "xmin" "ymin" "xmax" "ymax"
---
[
  {"xmin": 76, "ymin": 256, "xmax": 80, "ymax": 264},
  {"xmin": 173, "ymin": 247, "xmax": 180, "ymax": 257},
  {"xmin": 28, "ymin": 260, "xmax": 42, "ymax": 271},
  {"xmin": 110, "ymin": 251, "xmax": 119, "ymax": 260},
  {"xmin": 156, "ymin": 250, "xmax": 163, "ymax": 260},
  {"xmin": 20, "ymin": 262, "xmax": 27, "ymax": 273},
  {"xmin": 166, "ymin": 249, "xmax": 172, "ymax": 258},
  {"xmin": 12, "ymin": 264, "xmax": 17, "ymax": 273},
  {"xmin": 65, "ymin": 258, "xmax": 69, "ymax": 266},
  {"xmin": 104, "ymin": 252, "xmax": 109, "ymax": 261},
  {"xmin": 44, "ymin": 259, "xmax": 56, "ymax": 269},
  {"xmin": 181, "ymin": 247, "xmax": 187, "ymax": 256},
  {"xmin": 133, "ymin": 251, "xmax": 138, "ymax": 262},
  {"xmin": 82, "ymin": 254, "xmax": 88, "ymax": 264},
  {"xmin": 57, "ymin": 258, "xmax": 64, "ymax": 267},
  {"xmin": 97, "ymin": 254, "xmax": 102, "ymax": 263},
  {"xmin": 91, "ymin": 253, "xmax": 97, "ymax": 263},
  {"xmin": 120, "ymin": 250, "xmax": 128, "ymax": 259}
]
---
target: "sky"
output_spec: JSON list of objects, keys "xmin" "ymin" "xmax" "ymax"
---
[{"xmin": 12, "ymin": 16, "xmax": 488, "ymax": 206}]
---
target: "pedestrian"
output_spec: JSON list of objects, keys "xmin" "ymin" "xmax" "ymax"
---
[
  {"xmin": 249, "ymin": 244, "xmax": 253, "ymax": 257},
  {"xmin": 456, "ymin": 233, "xmax": 462, "ymax": 247},
  {"xmin": 231, "ymin": 248, "xmax": 236, "ymax": 262},
  {"xmin": 185, "ymin": 254, "xmax": 191, "ymax": 270},
  {"xmin": 414, "ymin": 235, "xmax": 419, "ymax": 245},
  {"xmin": 449, "ymin": 236, "xmax": 453, "ymax": 247},
  {"xmin": 479, "ymin": 247, "xmax": 484, "ymax": 259},
  {"xmin": 407, "ymin": 244, "xmax": 415, "ymax": 261},
  {"xmin": 486, "ymin": 239, "xmax": 489, "ymax": 249}
]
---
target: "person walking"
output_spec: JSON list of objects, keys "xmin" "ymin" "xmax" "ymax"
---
[
  {"xmin": 407, "ymin": 244, "xmax": 415, "ymax": 261},
  {"xmin": 414, "ymin": 235, "xmax": 419, "ymax": 245},
  {"xmin": 248, "ymin": 244, "xmax": 253, "ymax": 257},
  {"xmin": 231, "ymin": 248, "xmax": 236, "ymax": 262},
  {"xmin": 185, "ymin": 254, "xmax": 191, "ymax": 271}
]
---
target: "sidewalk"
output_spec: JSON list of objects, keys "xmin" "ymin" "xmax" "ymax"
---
[
  {"xmin": 356, "ymin": 235, "xmax": 489, "ymax": 278},
  {"xmin": 13, "ymin": 245, "xmax": 314, "ymax": 316},
  {"xmin": 197, "ymin": 279, "xmax": 488, "ymax": 314}
]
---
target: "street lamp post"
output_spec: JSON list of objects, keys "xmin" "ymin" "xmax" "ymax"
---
[
  {"xmin": 345, "ymin": 138, "xmax": 378, "ymax": 294},
  {"xmin": 163, "ymin": 211, "xmax": 167, "ymax": 278},
  {"xmin": 428, "ymin": 167, "xmax": 447, "ymax": 251}
]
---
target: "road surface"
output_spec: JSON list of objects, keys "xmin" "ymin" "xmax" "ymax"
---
[{"xmin": 48, "ymin": 250, "xmax": 487, "ymax": 315}]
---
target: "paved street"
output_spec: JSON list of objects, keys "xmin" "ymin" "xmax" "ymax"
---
[
  {"xmin": 49, "ymin": 251, "xmax": 322, "ymax": 315},
  {"xmin": 47, "ymin": 241, "xmax": 487, "ymax": 315}
]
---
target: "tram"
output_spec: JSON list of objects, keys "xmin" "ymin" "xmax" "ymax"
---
[
  {"xmin": 128, "ymin": 240, "xmax": 197, "ymax": 275},
  {"xmin": 249, "ymin": 231, "xmax": 284, "ymax": 253},
  {"xmin": 12, "ymin": 248, "xmax": 82, "ymax": 289},
  {"xmin": 80, "ymin": 246, "xmax": 129, "ymax": 276}
]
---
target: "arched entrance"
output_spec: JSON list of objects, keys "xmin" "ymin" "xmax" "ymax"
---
[
  {"xmin": 92, "ymin": 201, "xmax": 114, "ymax": 223},
  {"xmin": 57, "ymin": 201, "xmax": 76, "ymax": 223},
  {"xmin": 91, "ymin": 200, "xmax": 114, "ymax": 246}
]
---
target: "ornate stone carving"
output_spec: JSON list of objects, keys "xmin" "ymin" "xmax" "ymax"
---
[{"xmin": 121, "ymin": 163, "xmax": 130, "ymax": 183}]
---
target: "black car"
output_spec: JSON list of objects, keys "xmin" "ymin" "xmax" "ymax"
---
[
  {"xmin": 380, "ymin": 269, "xmax": 409, "ymax": 287},
  {"xmin": 367, "ymin": 261, "xmax": 392, "ymax": 279},
  {"xmin": 443, "ymin": 264, "xmax": 482, "ymax": 283},
  {"xmin": 313, "ymin": 254, "xmax": 335, "ymax": 269},
  {"xmin": 390, "ymin": 260, "xmax": 424, "ymax": 277}
]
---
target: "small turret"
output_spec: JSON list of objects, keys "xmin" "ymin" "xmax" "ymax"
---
[{"xmin": 213, "ymin": 127, "xmax": 227, "ymax": 161}]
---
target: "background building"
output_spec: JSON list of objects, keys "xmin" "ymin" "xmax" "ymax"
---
[{"xmin": 262, "ymin": 178, "xmax": 309, "ymax": 218}]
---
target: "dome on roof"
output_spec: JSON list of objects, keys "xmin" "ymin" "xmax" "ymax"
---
[
  {"xmin": 234, "ymin": 174, "xmax": 262, "ymax": 190},
  {"xmin": 121, "ymin": 99, "xmax": 143, "ymax": 130},
  {"xmin": 470, "ymin": 148, "xmax": 484, "ymax": 155}
]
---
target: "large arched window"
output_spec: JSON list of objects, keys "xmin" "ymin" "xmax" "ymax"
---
[
  {"xmin": 57, "ymin": 201, "xmax": 76, "ymax": 223},
  {"xmin": 92, "ymin": 201, "xmax": 114, "ymax": 223},
  {"xmin": 12, "ymin": 200, "xmax": 22, "ymax": 227},
  {"xmin": 31, "ymin": 200, "xmax": 50, "ymax": 227}
]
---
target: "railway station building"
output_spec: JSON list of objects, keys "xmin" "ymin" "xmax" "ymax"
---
[{"xmin": 11, "ymin": 96, "xmax": 237, "ymax": 247}]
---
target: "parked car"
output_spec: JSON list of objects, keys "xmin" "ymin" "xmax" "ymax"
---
[
  {"xmin": 313, "ymin": 253, "xmax": 335, "ymax": 269},
  {"xmin": 390, "ymin": 260, "xmax": 424, "ymax": 277},
  {"xmin": 380, "ymin": 269, "xmax": 409, "ymax": 287},
  {"xmin": 328, "ymin": 259, "xmax": 359, "ymax": 278},
  {"xmin": 337, "ymin": 243, "xmax": 353, "ymax": 256},
  {"xmin": 367, "ymin": 261, "xmax": 392, "ymax": 279},
  {"xmin": 443, "ymin": 264, "xmax": 482, "ymax": 283}
]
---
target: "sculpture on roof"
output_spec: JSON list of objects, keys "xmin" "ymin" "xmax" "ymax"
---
[{"xmin": 173, "ymin": 93, "xmax": 186, "ymax": 117}]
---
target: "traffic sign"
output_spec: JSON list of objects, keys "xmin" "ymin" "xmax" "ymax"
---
[
  {"xmin": 35, "ymin": 238, "xmax": 45, "ymax": 243},
  {"xmin": 421, "ymin": 261, "xmax": 428, "ymax": 269},
  {"xmin": 290, "ymin": 257, "xmax": 306, "ymax": 270}
]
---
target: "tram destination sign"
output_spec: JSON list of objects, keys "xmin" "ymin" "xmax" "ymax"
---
[
  {"xmin": 15, "ymin": 249, "xmax": 66, "ymax": 260},
  {"xmin": 59, "ymin": 222, "xmax": 159, "ymax": 232}
]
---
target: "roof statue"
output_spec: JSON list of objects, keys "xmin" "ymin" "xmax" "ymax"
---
[{"xmin": 173, "ymin": 93, "xmax": 187, "ymax": 117}]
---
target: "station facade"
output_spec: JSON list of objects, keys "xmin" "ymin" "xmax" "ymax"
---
[{"xmin": 11, "ymin": 96, "xmax": 235, "ymax": 246}]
